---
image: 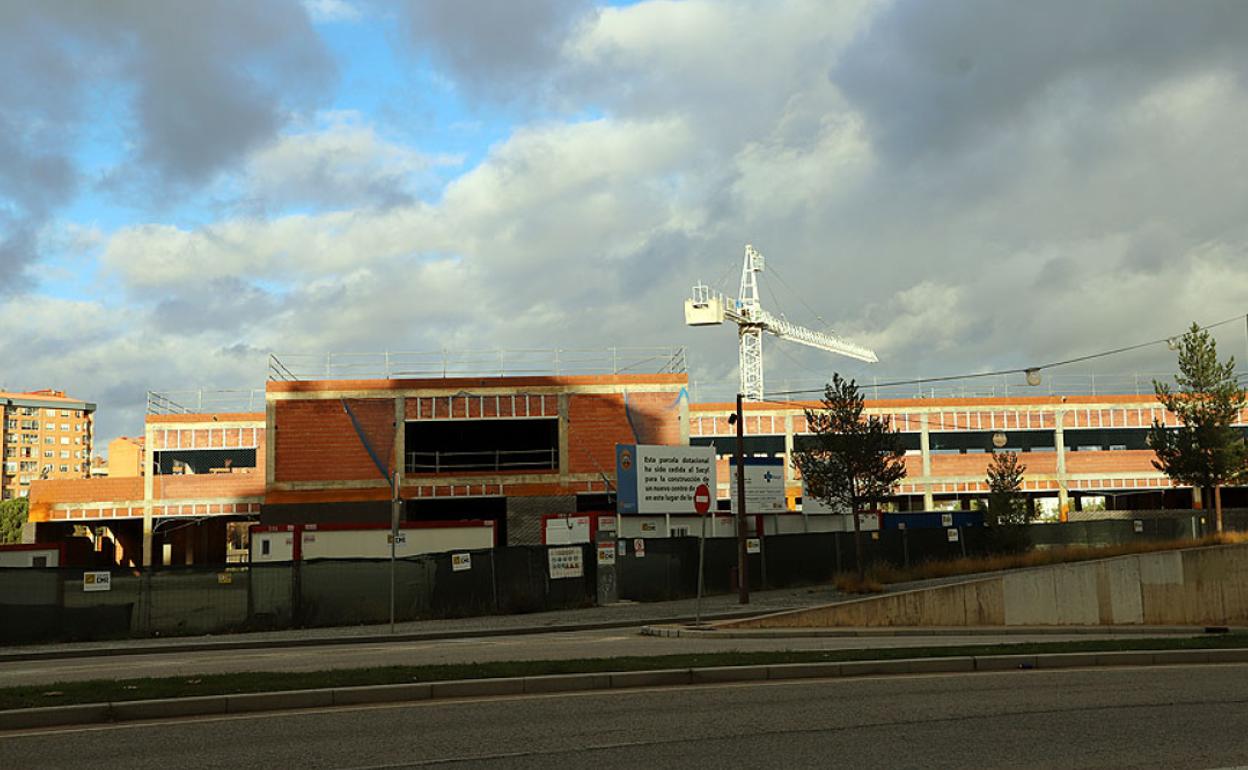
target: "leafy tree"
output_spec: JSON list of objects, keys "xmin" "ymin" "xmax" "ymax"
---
[
  {"xmin": 985, "ymin": 451, "xmax": 1029, "ymax": 526},
  {"xmin": 795, "ymin": 374, "xmax": 907, "ymax": 578},
  {"xmin": 983, "ymin": 451, "xmax": 1031, "ymax": 553},
  {"xmin": 0, "ymin": 498, "xmax": 29, "ymax": 545},
  {"xmin": 1148, "ymin": 323, "xmax": 1248, "ymax": 533}
]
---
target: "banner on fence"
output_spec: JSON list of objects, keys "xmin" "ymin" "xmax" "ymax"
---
[{"xmin": 452, "ymin": 553, "xmax": 472, "ymax": 572}]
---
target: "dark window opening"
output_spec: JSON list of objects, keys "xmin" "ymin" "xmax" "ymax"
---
[
  {"xmin": 154, "ymin": 448, "xmax": 257, "ymax": 475},
  {"xmin": 576, "ymin": 493, "xmax": 614, "ymax": 512},
  {"xmin": 261, "ymin": 539, "xmax": 270, "ymax": 556},
  {"xmin": 406, "ymin": 418, "xmax": 558, "ymax": 473}
]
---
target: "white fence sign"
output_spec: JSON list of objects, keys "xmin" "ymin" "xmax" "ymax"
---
[
  {"xmin": 83, "ymin": 571, "xmax": 111, "ymax": 592},
  {"xmin": 548, "ymin": 546, "xmax": 584, "ymax": 579},
  {"xmin": 451, "ymin": 553, "xmax": 472, "ymax": 572}
]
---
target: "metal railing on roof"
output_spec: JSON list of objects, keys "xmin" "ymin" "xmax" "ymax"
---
[
  {"xmin": 268, "ymin": 347, "xmax": 687, "ymax": 381},
  {"xmin": 146, "ymin": 389, "xmax": 267, "ymax": 415}
]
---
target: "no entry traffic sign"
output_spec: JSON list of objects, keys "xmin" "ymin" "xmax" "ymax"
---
[{"xmin": 694, "ymin": 483, "xmax": 712, "ymax": 515}]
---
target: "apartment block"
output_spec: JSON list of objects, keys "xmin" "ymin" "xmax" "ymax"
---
[{"xmin": 1, "ymin": 390, "xmax": 96, "ymax": 501}]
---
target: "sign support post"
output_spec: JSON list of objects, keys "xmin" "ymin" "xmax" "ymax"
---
[
  {"xmin": 693, "ymin": 480, "xmax": 712, "ymax": 624},
  {"xmin": 733, "ymin": 393, "xmax": 749, "ymax": 605}
]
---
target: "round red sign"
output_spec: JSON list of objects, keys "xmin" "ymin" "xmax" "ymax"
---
[{"xmin": 693, "ymin": 483, "xmax": 711, "ymax": 515}]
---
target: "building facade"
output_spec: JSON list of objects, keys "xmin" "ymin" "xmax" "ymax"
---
[
  {"xmin": 1, "ymin": 390, "xmax": 95, "ymax": 501},
  {"xmin": 691, "ymin": 394, "xmax": 1248, "ymax": 516}
]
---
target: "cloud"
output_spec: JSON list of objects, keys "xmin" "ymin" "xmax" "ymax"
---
[
  {"xmin": 304, "ymin": 0, "xmax": 362, "ymax": 24},
  {"xmin": 240, "ymin": 114, "xmax": 459, "ymax": 211},
  {"xmin": 833, "ymin": 0, "xmax": 1248, "ymax": 162},
  {"xmin": 0, "ymin": 0, "xmax": 336, "ymax": 297},
  {"xmin": 395, "ymin": 0, "xmax": 595, "ymax": 99},
  {"xmin": 12, "ymin": 0, "xmax": 1248, "ymax": 443}
]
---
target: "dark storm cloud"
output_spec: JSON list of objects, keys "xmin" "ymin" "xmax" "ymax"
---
[
  {"xmin": 117, "ymin": 1, "xmax": 335, "ymax": 187},
  {"xmin": 396, "ymin": 0, "xmax": 593, "ymax": 97},
  {"xmin": 833, "ymin": 0, "xmax": 1248, "ymax": 161}
]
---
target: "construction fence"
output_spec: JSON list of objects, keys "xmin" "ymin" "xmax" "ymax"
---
[
  {"xmin": 2, "ymin": 513, "xmax": 1240, "ymax": 645},
  {"xmin": 0, "ymin": 545, "xmax": 596, "ymax": 645}
]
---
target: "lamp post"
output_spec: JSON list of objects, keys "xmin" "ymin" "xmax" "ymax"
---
[{"xmin": 729, "ymin": 394, "xmax": 749, "ymax": 605}]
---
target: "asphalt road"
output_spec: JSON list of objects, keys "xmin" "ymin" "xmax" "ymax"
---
[
  {"xmin": 3, "ymin": 664, "xmax": 1248, "ymax": 768},
  {"xmin": 0, "ymin": 628, "xmax": 1194, "ymax": 687}
]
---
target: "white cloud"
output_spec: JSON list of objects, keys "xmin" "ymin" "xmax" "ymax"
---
[
  {"xmin": 241, "ymin": 113, "xmax": 459, "ymax": 210},
  {"xmin": 303, "ymin": 0, "xmax": 362, "ymax": 24},
  {"xmin": 13, "ymin": 0, "xmax": 1248, "ymax": 444}
]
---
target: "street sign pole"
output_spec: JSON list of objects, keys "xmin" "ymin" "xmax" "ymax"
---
[
  {"xmin": 390, "ymin": 482, "xmax": 399, "ymax": 634},
  {"xmin": 734, "ymin": 393, "xmax": 749, "ymax": 605},
  {"xmin": 695, "ymin": 512, "xmax": 706, "ymax": 624}
]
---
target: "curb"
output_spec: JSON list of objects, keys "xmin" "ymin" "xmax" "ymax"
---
[
  {"xmin": 0, "ymin": 610, "xmax": 765, "ymax": 664},
  {"xmin": 5, "ymin": 648, "xmax": 1248, "ymax": 732},
  {"xmin": 638, "ymin": 624, "xmax": 1237, "ymax": 639}
]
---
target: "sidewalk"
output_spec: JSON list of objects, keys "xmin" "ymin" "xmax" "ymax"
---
[{"xmin": 0, "ymin": 583, "xmax": 854, "ymax": 661}]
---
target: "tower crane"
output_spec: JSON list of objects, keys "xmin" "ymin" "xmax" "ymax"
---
[{"xmin": 684, "ymin": 244, "xmax": 878, "ymax": 401}]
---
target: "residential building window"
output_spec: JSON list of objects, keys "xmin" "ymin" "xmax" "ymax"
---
[
  {"xmin": 59, "ymin": 465, "xmax": 68, "ymax": 473},
  {"xmin": 45, "ymin": 409, "xmax": 55, "ymax": 417},
  {"xmin": 60, "ymin": 423, "xmax": 69, "ymax": 431},
  {"xmin": 43, "ymin": 451, "xmax": 52, "ymax": 458},
  {"xmin": 60, "ymin": 410, "xmax": 69, "ymax": 417},
  {"xmin": 61, "ymin": 437, "xmax": 70, "ymax": 445},
  {"xmin": 60, "ymin": 451, "xmax": 69, "ymax": 459},
  {"xmin": 45, "ymin": 422, "xmax": 55, "ymax": 430},
  {"xmin": 44, "ymin": 437, "xmax": 54, "ymax": 444}
]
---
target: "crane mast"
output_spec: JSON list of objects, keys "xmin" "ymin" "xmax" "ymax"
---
[{"xmin": 684, "ymin": 244, "xmax": 878, "ymax": 401}]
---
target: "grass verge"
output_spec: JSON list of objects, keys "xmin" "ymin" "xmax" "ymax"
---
[
  {"xmin": 4, "ymin": 633, "xmax": 1247, "ymax": 712},
  {"xmin": 837, "ymin": 532, "xmax": 1248, "ymax": 593}
]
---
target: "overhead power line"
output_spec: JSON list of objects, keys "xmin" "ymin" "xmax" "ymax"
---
[{"xmin": 762, "ymin": 313, "xmax": 1248, "ymax": 399}]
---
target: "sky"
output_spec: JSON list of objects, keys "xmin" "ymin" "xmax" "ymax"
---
[{"xmin": 2, "ymin": 0, "xmax": 1248, "ymax": 448}]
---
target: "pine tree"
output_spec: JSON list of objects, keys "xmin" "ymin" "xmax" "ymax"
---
[
  {"xmin": 985, "ymin": 450, "xmax": 1029, "ymax": 526},
  {"xmin": 794, "ymin": 374, "xmax": 907, "ymax": 579},
  {"xmin": 1148, "ymin": 323, "xmax": 1248, "ymax": 532}
]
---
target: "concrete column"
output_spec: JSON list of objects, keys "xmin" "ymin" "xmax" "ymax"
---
[
  {"xmin": 557, "ymin": 394, "xmax": 570, "ymax": 481},
  {"xmin": 783, "ymin": 415, "xmax": 795, "ymax": 483},
  {"xmin": 265, "ymin": 399, "xmax": 278, "ymax": 490},
  {"xmin": 393, "ymin": 396, "xmax": 406, "ymax": 491},
  {"xmin": 141, "ymin": 421, "xmax": 155, "ymax": 568},
  {"xmin": 1054, "ymin": 410, "xmax": 1069, "ymax": 522},
  {"xmin": 919, "ymin": 413, "xmax": 934, "ymax": 511}
]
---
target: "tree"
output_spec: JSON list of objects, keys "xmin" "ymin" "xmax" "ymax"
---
[
  {"xmin": 983, "ymin": 451, "xmax": 1031, "ymax": 553},
  {"xmin": 1148, "ymin": 323, "xmax": 1247, "ymax": 533},
  {"xmin": 794, "ymin": 374, "xmax": 907, "ymax": 579},
  {"xmin": 0, "ymin": 498, "xmax": 29, "ymax": 545},
  {"xmin": 985, "ymin": 451, "xmax": 1029, "ymax": 526}
]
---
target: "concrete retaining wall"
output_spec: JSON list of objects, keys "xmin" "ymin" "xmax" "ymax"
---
[{"xmin": 721, "ymin": 543, "xmax": 1248, "ymax": 629}]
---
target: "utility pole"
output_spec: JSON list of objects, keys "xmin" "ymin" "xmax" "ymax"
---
[{"xmin": 733, "ymin": 393, "xmax": 749, "ymax": 604}]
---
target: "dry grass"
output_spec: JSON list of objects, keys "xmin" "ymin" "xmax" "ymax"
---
[{"xmin": 832, "ymin": 530, "xmax": 1248, "ymax": 594}]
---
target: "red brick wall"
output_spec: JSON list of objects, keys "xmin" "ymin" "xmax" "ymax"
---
[{"xmin": 274, "ymin": 398, "xmax": 395, "ymax": 483}]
